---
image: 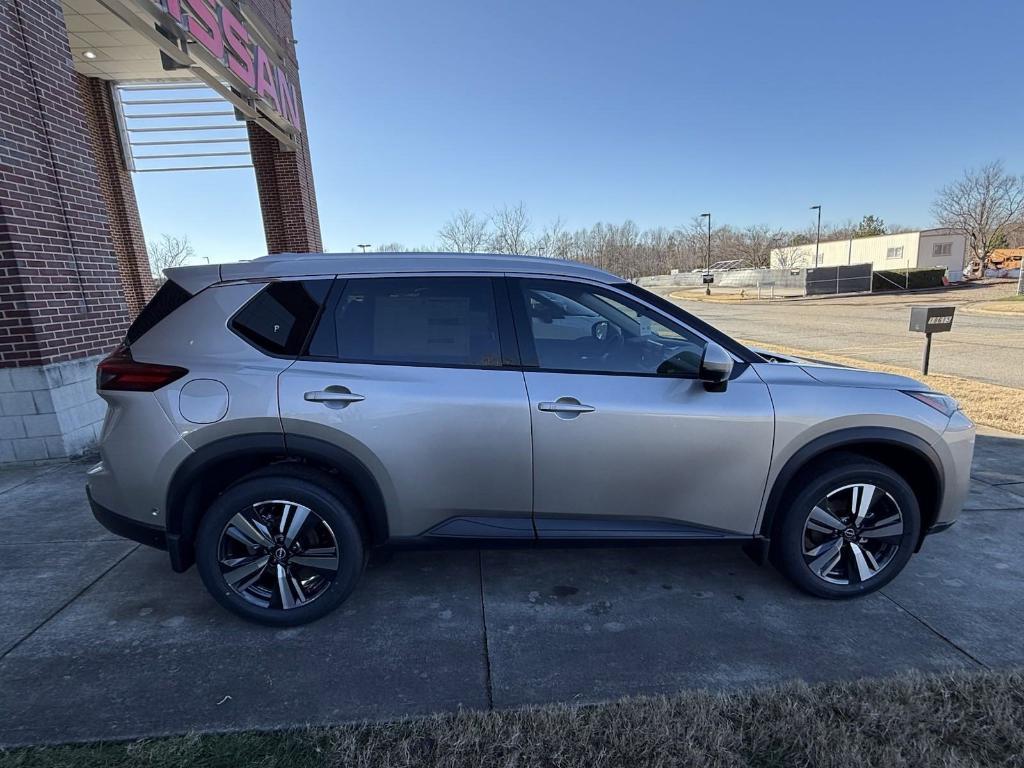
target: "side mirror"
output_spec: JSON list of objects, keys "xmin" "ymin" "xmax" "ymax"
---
[{"xmin": 699, "ymin": 341, "xmax": 734, "ymax": 391}]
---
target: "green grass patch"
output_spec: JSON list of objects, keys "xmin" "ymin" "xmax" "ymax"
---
[{"xmin": 3, "ymin": 670, "xmax": 1024, "ymax": 768}]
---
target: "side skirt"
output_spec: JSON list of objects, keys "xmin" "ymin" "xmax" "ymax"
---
[{"xmin": 392, "ymin": 514, "xmax": 753, "ymax": 551}]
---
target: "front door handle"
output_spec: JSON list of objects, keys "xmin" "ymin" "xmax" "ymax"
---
[
  {"xmin": 538, "ymin": 398, "xmax": 595, "ymax": 417},
  {"xmin": 304, "ymin": 387, "xmax": 365, "ymax": 407}
]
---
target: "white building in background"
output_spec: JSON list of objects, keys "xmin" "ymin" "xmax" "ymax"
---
[{"xmin": 770, "ymin": 229, "xmax": 968, "ymax": 280}]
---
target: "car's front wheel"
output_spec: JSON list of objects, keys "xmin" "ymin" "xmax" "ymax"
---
[
  {"xmin": 196, "ymin": 469, "xmax": 365, "ymax": 625},
  {"xmin": 772, "ymin": 454, "xmax": 921, "ymax": 598}
]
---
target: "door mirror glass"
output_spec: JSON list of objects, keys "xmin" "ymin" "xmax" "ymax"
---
[
  {"xmin": 698, "ymin": 341, "xmax": 734, "ymax": 386},
  {"xmin": 655, "ymin": 348, "xmax": 704, "ymax": 376}
]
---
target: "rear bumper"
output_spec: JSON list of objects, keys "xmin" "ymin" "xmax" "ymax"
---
[{"xmin": 88, "ymin": 486, "xmax": 167, "ymax": 550}]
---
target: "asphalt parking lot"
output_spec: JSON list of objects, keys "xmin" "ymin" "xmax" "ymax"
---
[
  {"xmin": 1, "ymin": 429, "xmax": 1023, "ymax": 747},
  {"xmin": 662, "ymin": 283, "xmax": 1024, "ymax": 389}
]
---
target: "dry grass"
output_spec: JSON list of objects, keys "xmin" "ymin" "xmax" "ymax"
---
[
  {"xmin": 740, "ymin": 339, "xmax": 1024, "ymax": 435},
  {"xmin": 3, "ymin": 670, "xmax": 1023, "ymax": 768},
  {"xmin": 971, "ymin": 296, "xmax": 1024, "ymax": 315},
  {"xmin": 668, "ymin": 289, "xmax": 804, "ymax": 303}
]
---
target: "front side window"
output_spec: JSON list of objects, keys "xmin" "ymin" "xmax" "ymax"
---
[
  {"xmin": 327, "ymin": 277, "xmax": 502, "ymax": 367},
  {"xmin": 514, "ymin": 279, "xmax": 706, "ymax": 376}
]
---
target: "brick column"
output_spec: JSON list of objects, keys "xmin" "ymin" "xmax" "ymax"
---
[
  {"xmin": 78, "ymin": 75, "xmax": 155, "ymax": 316},
  {"xmin": 0, "ymin": 0, "xmax": 134, "ymax": 462},
  {"xmin": 248, "ymin": 103, "xmax": 322, "ymax": 254},
  {"xmin": 245, "ymin": 0, "xmax": 322, "ymax": 254}
]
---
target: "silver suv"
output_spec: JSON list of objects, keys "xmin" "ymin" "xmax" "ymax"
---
[{"xmin": 87, "ymin": 254, "xmax": 975, "ymax": 625}]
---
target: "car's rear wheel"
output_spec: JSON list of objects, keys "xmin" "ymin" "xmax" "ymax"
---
[
  {"xmin": 196, "ymin": 470, "xmax": 365, "ymax": 625},
  {"xmin": 772, "ymin": 454, "xmax": 920, "ymax": 598}
]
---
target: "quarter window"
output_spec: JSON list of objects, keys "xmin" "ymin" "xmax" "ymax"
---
[
  {"xmin": 327, "ymin": 277, "xmax": 502, "ymax": 367},
  {"xmin": 231, "ymin": 280, "xmax": 330, "ymax": 356},
  {"xmin": 514, "ymin": 279, "xmax": 706, "ymax": 376},
  {"xmin": 126, "ymin": 279, "xmax": 192, "ymax": 345}
]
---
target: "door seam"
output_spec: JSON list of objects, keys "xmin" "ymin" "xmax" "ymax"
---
[{"xmin": 519, "ymin": 369, "xmax": 539, "ymax": 539}]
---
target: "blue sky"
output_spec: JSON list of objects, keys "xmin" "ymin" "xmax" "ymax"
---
[{"xmin": 135, "ymin": 0, "xmax": 1024, "ymax": 262}]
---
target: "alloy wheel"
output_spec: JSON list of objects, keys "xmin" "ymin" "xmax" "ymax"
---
[
  {"xmin": 218, "ymin": 499, "xmax": 340, "ymax": 609},
  {"xmin": 801, "ymin": 483, "xmax": 905, "ymax": 586}
]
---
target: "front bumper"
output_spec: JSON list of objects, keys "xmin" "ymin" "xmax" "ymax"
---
[
  {"xmin": 931, "ymin": 410, "xmax": 976, "ymax": 529},
  {"xmin": 88, "ymin": 486, "xmax": 167, "ymax": 551}
]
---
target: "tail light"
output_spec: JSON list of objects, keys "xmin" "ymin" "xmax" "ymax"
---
[{"xmin": 97, "ymin": 345, "xmax": 187, "ymax": 392}]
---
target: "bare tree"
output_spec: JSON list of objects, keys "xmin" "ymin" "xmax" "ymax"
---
[
  {"xmin": 771, "ymin": 242, "xmax": 812, "ymax": 269},
  {"xmin": 438, "ymin": 209, "xmax": 490, "ymax": 253},
  {"xmin": 148, "ymin": 234, "xmax": 195, "ymax": 277},
  {"xmin": 375, "ymin": 242, "xmax": 412, "ymax": 252},
  {"xmin": 932, "ymin": 160, "xmax": 1024, "ymax": 264},
  {"xmin": 431, "ymin": 207, "xmax": 929, "ymax": 278},
  {"xmin": 489, "ymin": 203, "xmax": 533, "ymax": 255},
  {"xmin": 735, "ymin": 224, "xmax": 786, "ymax": 268},
  {"xmin": 532, "ymin": 217, "xmax": 569, "ymax": 259}
]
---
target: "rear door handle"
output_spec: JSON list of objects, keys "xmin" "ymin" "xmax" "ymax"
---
[
  {"xmin": 304, "ymin": 388, "xmax": 365, "ymax": 406},
  {"xmin": 538, "ymin": 398, "xmax": 595, "ymax": 416}
]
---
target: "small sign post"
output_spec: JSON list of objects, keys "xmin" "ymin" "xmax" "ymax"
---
[
  {"xmin": 702, "ymin": 273, "xmax": 714, "ymax": 285},
  {"xmin": 908, "ymin": 306, "xmax": 955, "ymax": 375}
]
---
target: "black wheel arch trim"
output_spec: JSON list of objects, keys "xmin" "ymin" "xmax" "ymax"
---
[
  {"xmin": 758, "ymin": 426, "xmax": 944, "ymax": 543},
  {"xmin": 165, "ymin": 432, "xmax": 389, "ymax": 572}
]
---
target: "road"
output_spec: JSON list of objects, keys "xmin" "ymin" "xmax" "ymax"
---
[
  {"xmin": 1, "ymin": 435, "xmax": 1023, "ymax": 746},
  {"xmin": 662, "ymin": 284, "xmax": 1024, "ymax": 389}
]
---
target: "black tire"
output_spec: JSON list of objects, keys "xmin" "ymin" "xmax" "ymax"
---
[
  {"xmin": 196, "ymin": 469, "xmax": 365, "ymax": 626},
  {"xmin": 771, "ymin": 453, "xmax": 920, "ymax": 599}
]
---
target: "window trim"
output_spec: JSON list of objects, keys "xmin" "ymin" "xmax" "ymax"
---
[
  {"xmin": 507, "ymin": 275, "xmax": 729, "ymax": 380},
  {"xmin": 300, "ymin": 274, "xmax": 515, "ymax": 371}
]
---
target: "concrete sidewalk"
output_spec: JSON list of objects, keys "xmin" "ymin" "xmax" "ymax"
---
[{"xmin": 1, "ymin": 431, "xmax": 1022, "ymax": 746}]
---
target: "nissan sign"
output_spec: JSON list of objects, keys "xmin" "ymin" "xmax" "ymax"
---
[{"xmin": 151, "ymin": 0, "xmax": 302, "ymax": 132}]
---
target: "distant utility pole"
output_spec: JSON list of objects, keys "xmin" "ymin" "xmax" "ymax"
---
[
  {"xmin": 700, "ymin": 212, "xmax": 711, "ymax": 295},
  {"xmin": 810, "ymin": 205, "xmax": 822, "ymax": 267},
  {"xmin": 357, "ymin": 244, "xmax": 371, "ymax": 253}
]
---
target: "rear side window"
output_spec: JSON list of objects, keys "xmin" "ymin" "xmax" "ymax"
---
[
  {"xmin": 231, "ymin": 280, "xmax": 331, "ymax": 356},
  {"xmin": 126, "ymin": 280, "xmax": 192, "ymax": 345},
  {"xmin": 314, "ymin": 277, "xmax": 502, "ymax": 367}
]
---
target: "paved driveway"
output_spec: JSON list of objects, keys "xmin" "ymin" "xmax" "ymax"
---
[{"xmin": 1, "ymin": 430, "xmax": 1022, "ymax": 746}]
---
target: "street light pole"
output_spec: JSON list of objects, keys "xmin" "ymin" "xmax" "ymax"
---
[
  {"xmin": 357, "ymin": 244, "xmax": 371, "ymax": 253},
  {"xmin": 700, "ymin": 212, "xmax": 711, "ymax": 295},
  {"xmin": 810, "ymin": 205, "xmax": 821, "ymax": 267}
]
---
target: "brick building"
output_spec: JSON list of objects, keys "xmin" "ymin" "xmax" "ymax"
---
[{"xmin": 0, "ymin": 0, "xmax": 321, "ymax": 464}]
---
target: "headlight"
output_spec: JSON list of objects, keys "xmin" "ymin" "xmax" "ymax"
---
[{"xmin": 902, "ymin": 390, "xmax": 959, "ymax": 417}]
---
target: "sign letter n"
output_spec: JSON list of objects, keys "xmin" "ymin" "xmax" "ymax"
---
[{"xmin": 255, "ymin": 46, "xmax": 281, "ymax": 114}]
